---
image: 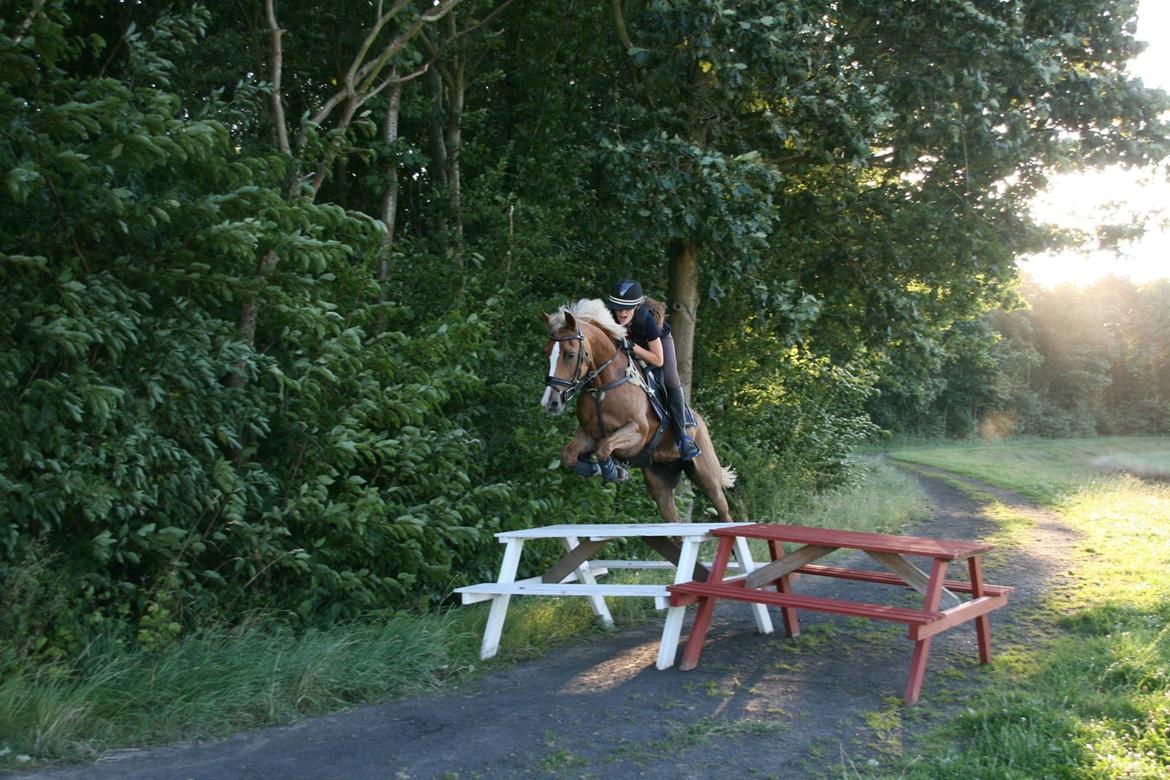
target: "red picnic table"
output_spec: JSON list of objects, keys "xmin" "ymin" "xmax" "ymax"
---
[{"xmin": 667, "ymin": 523, "xmax": 1013, "ymax": 704}]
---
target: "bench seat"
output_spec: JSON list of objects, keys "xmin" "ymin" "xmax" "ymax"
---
[
  {"xmin": 668, "ymin": 580, "xmax": 944, "ymax": 625},
  {"xmin": 794, "ymin": 564, "xmax": 1013, "ymax": 596}
]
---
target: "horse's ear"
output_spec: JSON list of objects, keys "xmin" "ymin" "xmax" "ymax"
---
[
  {"xmin": 563, "ymin": 311, "xmax": 578, "ymax": 329},
  {"xmin": 542, "ymin": 312, "xmax": 551, "ymax": 324}
]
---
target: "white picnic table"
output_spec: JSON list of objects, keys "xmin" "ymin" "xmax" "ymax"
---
[{"xmin": 454, "ymin": 523, "xmax": 774, "ymax": 669}]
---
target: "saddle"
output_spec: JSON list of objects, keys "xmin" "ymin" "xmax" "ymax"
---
[{"xmin": 622, "ymin": 357, "xmax": 696, "ymax": 467}]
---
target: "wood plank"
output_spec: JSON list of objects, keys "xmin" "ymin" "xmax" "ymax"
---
[
  {"xmin": 456, "ymin": 582, "xmax": 669, "ymax": 598},
  {"xmin": 667, "ymin": 581, "xmax": 943, "ymax": 625},
  {"xmin": 744, "ymin": 545, "xmax": 836, "ymax": 589},
  {"xmin": 495, "ymin": 522, "xmax": 752, "ymax": 540},
  {"xmin": 643, "ymin": 536, "xmax": 710, "ymax": 582},
  {"xmin": 793, "ymin": 564, "xmax": 1011, "ymax": 596},
  {"xmin": 911, "ymin": 593, "xmax": 1009, "ymax": 639},
  {"xmin": 588, "ymin": 560, "xmax": 744, "ymax": 571},
  {"xmin": 867, "ymin": 551, "xmax": 962, "ymax": 608},
  {"xmin": 541, "ymin": 538, "xmax": 609, "ymax": 583},
  {"xmin": 711, "ymin": 524, "xmax": 992, "ymax": 560}
]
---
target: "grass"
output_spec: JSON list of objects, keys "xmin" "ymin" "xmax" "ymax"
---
[
  {"xmin": 871, "ymin": 436, "xmax": 1170, "ymax": 780},
  {"xmin": 887, "ymin": 435, "xmax": 1170, "ymax": 502},
  {"xmin": 0, "ymin": 457, "xmax": 932, "ymax": 770}
]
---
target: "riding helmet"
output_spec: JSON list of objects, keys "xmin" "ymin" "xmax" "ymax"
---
[{"xmin": 608, "ymin": 279, "xmax": 644, "ymax": 310}]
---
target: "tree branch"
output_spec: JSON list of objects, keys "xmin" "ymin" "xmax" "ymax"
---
[{"xmin": 265, "ymin": 0, "xmax": 292, "ymax": 155}]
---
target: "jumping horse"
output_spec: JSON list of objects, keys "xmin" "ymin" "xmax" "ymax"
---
[{"xmin": 541, "ymin": 299, "xmax": 736, "ymax": 522}]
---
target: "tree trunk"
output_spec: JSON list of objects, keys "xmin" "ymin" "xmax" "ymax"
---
[
  {"xmin": 445, "ymin": 52, "xmax": 465, "ymax": 266},
  {"xmin": 379, "ymin": 80, "xmax": 403, "ymax": 288},
  {"xmin": 667, "ymin": 239, "xmax": 700, "ymax": 396}
]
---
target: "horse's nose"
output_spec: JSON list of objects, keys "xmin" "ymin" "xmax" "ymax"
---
[{"xmin": 544, "ymin": 397, "xmax": 562, "ymax": 414}]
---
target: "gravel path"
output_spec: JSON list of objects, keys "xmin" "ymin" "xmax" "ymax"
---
[{"xmin": 8, "ymin": 465, "xmax": 1081, "ymax": 780}]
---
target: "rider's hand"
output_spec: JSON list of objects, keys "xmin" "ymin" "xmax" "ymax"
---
[{"xmin": 618, "ymin": 337, "xmax": 632, "ymax": 352}]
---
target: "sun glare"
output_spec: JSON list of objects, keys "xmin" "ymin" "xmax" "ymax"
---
[{"xmin": 1017, "ymin": 0, "xmax": 1170, "ymax": 289}]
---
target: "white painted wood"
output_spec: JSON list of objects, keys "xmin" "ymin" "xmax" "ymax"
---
[
  {"xmin": 456, "ymin": 575, "xmax": 542, "ymax": 604},
  {"xmin": 495, "ymin": 522, "xmax": 754, "ymax": 540},
  {"xmin": 587, "ymin": 560, "xmax": 743, "ymax": 571},
  {"xmin": 732, "ymin": 536, "xmax": 775, "ymax": 635},
  {"xmin": 657, "ymin": 538, "xmax": 702, "ymax": 670},
  {"xmin": 566, "ymin": 536, "xmax": 614, "ymax": 627},
  {"xmin": 456, "ymin": 582, "xmax": 670, "ymax": 598},
  {"xmin": 867, "ymin": 551, "xmax": 962, "ymax": 608},
  {"xmin": 479, "ymin": 538, "xmax": 524, "ymax": 660}
]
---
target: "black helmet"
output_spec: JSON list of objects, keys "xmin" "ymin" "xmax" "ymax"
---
[{"xmin": 608, "ymin": 279, "xmax": 644, "ymax": 310}]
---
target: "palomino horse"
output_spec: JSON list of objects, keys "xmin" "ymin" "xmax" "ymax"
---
[{"xmin": 541, "ymin": 299, "xmax": 736, "ymax": 522}]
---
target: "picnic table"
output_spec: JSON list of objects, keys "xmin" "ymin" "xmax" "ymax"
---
[
  {"xmin": 667, "ymin": 524, "xmax": 1012, "ymax": 704},
  {"xmin": 455, "ymin": 523, "xmax": 774, "ymax": 670}
]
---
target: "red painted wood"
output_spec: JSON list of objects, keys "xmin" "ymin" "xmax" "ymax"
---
[
  {"xmin": 904, "ymin": 558, "xmax": 948, "ymax": 704},
  {"xmin": 666, "ymin": 582, "xmax": 943, "ymax": 625},
  {"xmin": 776, "ymin": 574, "xmax": 800, "ymax": 638},
  {"xmin": 794, "ymin": 564, "xmax": 1012, "ymax": 596},
  {"xmin": 969, "ymin": 556, "xmax": 993, "ymax": 663},
  {"xmin": 678, "ymin": 536, "xmax": 734, "ymax": 671},
  {"xmin": 711, "ymin": 524, "xmax": 992, "ymax": 561},
  {"xmin": 910, "ymin": 593, "xmax": 1009, "ymax": 639}
]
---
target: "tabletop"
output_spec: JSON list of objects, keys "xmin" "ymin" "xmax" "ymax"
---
[{"xmin": 711, "ymin": 523, "xmax": 994, "ymax": 561}]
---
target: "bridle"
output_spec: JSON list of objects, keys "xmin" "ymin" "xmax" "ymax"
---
[{"xmin": 545, "ymin": 329, "xmax": 627, "ymax": 406}]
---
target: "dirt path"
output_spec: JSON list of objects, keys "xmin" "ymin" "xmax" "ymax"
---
[{"xmin": 10, "ymin": 466, "xmax": 1082, "ymax": 780}]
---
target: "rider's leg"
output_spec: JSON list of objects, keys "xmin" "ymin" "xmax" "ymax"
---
[{"xmin": 661, "ymin": 334, "xmax": 700, "ymax": 461}]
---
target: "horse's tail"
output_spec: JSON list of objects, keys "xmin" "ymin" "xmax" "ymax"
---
[{"xmin": 721, "ymin": 466, "xmax": 737, "ymax": 489}]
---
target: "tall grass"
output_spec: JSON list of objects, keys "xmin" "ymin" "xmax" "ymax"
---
[{"xmin": 874, "ymin": 439, "xmax": 1170, "ymax": 780}]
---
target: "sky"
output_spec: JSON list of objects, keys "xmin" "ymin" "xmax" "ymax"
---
[{"xmin": 1016, "ymin": 0, "xmax": 1170, "ymax": 288}]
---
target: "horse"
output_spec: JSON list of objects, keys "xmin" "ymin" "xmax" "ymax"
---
[{"xmin": 541, "ymin": 298, "xmax": 736, "ymax": 522}]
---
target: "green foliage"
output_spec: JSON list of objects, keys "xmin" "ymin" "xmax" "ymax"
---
[
  {"xmin": 0, "ymin": 4, "xmax": 502, "ymax": 661},
  {"xmin": 3, "ymin": 0, "xmax": 1168, "ymax": 672}
]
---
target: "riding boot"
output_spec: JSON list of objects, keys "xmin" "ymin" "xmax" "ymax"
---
[{"xmin": 666, "ymin": 386, "xmax": 701, "ymax": 461}]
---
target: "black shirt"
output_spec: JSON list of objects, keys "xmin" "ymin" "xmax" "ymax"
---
[{"xmin": 626, "ymin": 306, "xmax": 670, "ymax": 349}]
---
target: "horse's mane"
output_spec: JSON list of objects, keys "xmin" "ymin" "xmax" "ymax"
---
[{"xmin": 548, "ymin": 298, "xmax": 627, "ymax": 340}]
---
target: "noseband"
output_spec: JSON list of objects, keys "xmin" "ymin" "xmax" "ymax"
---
[{"xmin": 546, "ymin": 330, "xmax": 624, "ymax": 404}]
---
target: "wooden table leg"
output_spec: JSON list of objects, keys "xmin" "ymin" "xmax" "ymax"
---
[
  {"xmin": 564, "ymin": 536, "xmax": 614, "ymax": 627},
  {"xmin": 969, "ymin": 555, "xmax": 992, "ymax": 663},
  {"xmin": 679, "ymin": 535, "xmax": 735, "ymax": 671},
  {"xmin": 768, "ymin": 540, "xmax": 800, "ymax": 638},
  {"xmin": 657, "ymin": 537, "xmax": 702, "ymax": 670},
  {"xmin": 905, "ymin": 557, "xmax": 947, "ymax": 704},
  {"xmin": 732, "ymin": 536, "xmax": 774, "ymax": 635},
  {"xmin": 481, "ymin": 538, "xmax": 525, "ymax": 660}
]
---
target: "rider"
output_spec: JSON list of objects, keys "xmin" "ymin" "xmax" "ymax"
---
[{"xmin": 607, "ymin": 278, "xmax": 701, "ymax": 461}]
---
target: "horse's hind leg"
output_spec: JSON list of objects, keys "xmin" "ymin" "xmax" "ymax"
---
[
  {"xmin": 683, "ymin": 424, "xmax": 733, "ymax": 522},
  {"xmin": 643, "ymin": 463, "xmax": 684, "ymax": 522}
]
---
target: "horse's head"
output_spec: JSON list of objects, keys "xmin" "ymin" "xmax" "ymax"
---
[
  {"xmin": 541, "ymin": 299, "xmax": 627, "ymax": 413},
  {"xmin": 541, "ymin": 310, "xmax": 590, "ymax": 414}
]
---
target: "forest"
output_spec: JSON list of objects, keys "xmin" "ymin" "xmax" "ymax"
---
[{"xmin": 2, "ymin": 0, "xmax": 1168, "ymax": 666}]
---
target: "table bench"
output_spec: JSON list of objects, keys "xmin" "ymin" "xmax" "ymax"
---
[
  {"xmin": 454, "ymin": 523, "xmax": 774, "ymax": 670},
  {"xmin": 667, "ymin": 524, "xmax": 1012, "ymax": 704}
]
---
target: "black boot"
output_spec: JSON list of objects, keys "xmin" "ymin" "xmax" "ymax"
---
[{"xmin": 666, "ymin": 386, "xmax": 701, "ymax": 461}]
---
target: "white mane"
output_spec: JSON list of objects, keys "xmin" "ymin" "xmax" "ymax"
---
[{"xmin": 547, "ymin": 298, "xmax": 627, "ymax": 340}]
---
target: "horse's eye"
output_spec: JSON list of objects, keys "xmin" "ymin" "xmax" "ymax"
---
[{"xmin": 564, "ymin": 352, "xmax": 575, "ymax": 360}]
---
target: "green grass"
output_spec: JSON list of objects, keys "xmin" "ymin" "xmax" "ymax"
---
[
  {"xmin": 0, "ymin": 458, "xmax": 931, "ymax": 770},
  {"xmin": 888, "ymin": 435, "xmax": 1170, "ymax": 502},
  {"xmin": 871, "ymin": 436, "xmax": 1170, "ymax": 780}
]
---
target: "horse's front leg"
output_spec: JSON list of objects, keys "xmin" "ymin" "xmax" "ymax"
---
[
  {"xmin": 562, "ymin": 428, "xmax": 599, "ymax": 478},
  {"xmin": 595, "ymin": 421, "xmax": 643, "ymax": 462}
]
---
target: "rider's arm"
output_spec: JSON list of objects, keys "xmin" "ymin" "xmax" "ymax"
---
[{"xmin": 634, "ymin": 337, "xmax": 664, "ymax": 368}]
